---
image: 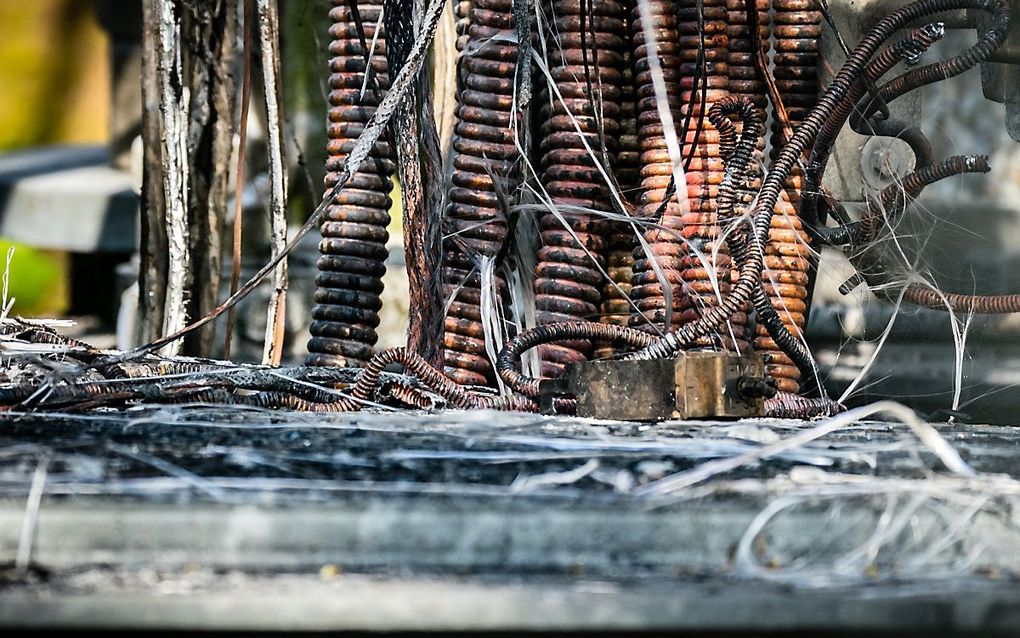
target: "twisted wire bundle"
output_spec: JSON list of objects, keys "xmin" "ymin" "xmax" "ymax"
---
[
  {"xmin": 442, "ymin": 0, "xmax": 523, "ymax": 385},
  {"xmin": 533, "ymin": 0, "xmax": 627, "ymax": 377},
  {"xmin": 306, "ymin": 0, "xmax": 394, "ymax": 368},
  {"xmin": 722, "ymin": 0, "xmax": 770, "ymax": 354}
]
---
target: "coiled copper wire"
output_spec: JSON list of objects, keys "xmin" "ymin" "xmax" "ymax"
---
[
  {"xmin": 726, "ymin": 0, "xmax": 768, "ymax": 113},
  {"xmin": 761, "ymin": 0, "xmax": 819, "ymax": 393},
  {"xmin": 595, "ymin": 9, "xmax": 639, "ymax": 359},
  {"xmin": 534, "ymin": 0, "xmax": 627, "ymax": 377},
  {"xmin": 628, "ymin": 0, "xmax": 686, "ymax": 333},
  {"xmin": 770, "ymin": 0, "xmax": 821, "ymax": 153},
  {"xmin": 455, "ymin": 0, "xmax": 473, "ymax": 51},
  {"xmin": 355, "ymin": 346, "xmax": 539, "ymax": 411},
  {"xmin": 595, "ymin": 227, "xmax": 638, "ymax": 357},
  {"xmin": 614, "ymin": 40, "xmax": 641, "ymax": 195},
  {"xmin": 443, "ymin": 0, "xmax": 523, "ymax": 385},
  {"xmin": 381, "ymin": 382, "xmax": 445, "ymax": 409},
  {"xmin": 674, "ymin": 0, "xmax": 751, "ymax": 353},
  {"xmin": 306, "ymin": 0, "xmax": 395, "ymax": 369}
]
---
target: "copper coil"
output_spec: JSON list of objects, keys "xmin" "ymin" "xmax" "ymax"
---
[
  {"xmin": 614, "ymin": 43, "xmax": 641, "ymax": 196},
  {"xmin": 384, "ymin": 382, "xmax": 443, "ymax": 410},
  {"xmin": 768, "ymin": 0, "xmax": 820, "ymax": 166},
  {"xmin": 307, "ymin": 0, "xmax": 395, "ymax": 369},
  {"xmin": 534, "ymin": 0, "xmax": 626, "ymax": 377},
  {"xmin": 670, "ymin": 0, "xmax": 751, "ymax": 352},
  {"xmin": 455, "ymin": 0, "xmax": 473, "ymax": 51},
  {"xmin": 726, "ymin": 0, "xmax": 769, "ymax": 111},
  {"xmin": 598, "ymin": 236, "xmax": 636, "ymax": 326},
  {"xmin": 758, "ymin": 0, "xmax": 819, "ymax": 393},
  {"xmin": 442, "ymin": 0, "xmax": 523, "ymax": 386},
  {"xmin": 764, "ymin": 392, "xmax": 845, "ymax": 418},
  {"xmin": 627, "ymin": 0, "xmax": 686, "ymax": 334},
  {"xmin": 751, "ymin": 191, "xmax": 812, "ymax": 393},
  {"xmin": 769, "ymin": 2, "xmax": 817, "ymax": 217}
]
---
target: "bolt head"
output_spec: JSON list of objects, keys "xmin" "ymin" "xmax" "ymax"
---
[{"xmin": 861, "ymin": 137, "xmax": 915, "ymax": 190}]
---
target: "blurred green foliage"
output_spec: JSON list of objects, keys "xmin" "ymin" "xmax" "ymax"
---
[{"xmin": 0, "ymin": 240, "xmax": 67, "ymax": 316}]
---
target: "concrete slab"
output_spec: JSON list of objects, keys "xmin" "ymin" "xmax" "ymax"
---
[
  {"xmin": 0, "ymin": 146, "xmax": 138, "ymax": 253},
  {"xmin": 2, "ymin": 570, "xmax": 1019, "ymax": 633}
]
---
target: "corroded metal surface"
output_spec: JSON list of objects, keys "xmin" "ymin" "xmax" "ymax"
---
[
  {"xmin": 306, "ymin": 0, "xmax": 395, "ymax": 369},
  {"xmin": 533, "ymin": 0, "xmax": 627, "ymax": 377},
  {"xmin": 442, "ymin": 0, "xmax": 522, "ymax": 386},
  {"xmin": 544, "ymin": 352, "xmax": 766, "ymax": 419},
  {"xmin": 760, "ymin": 0, "xmax": 820, "ymax": 393}
]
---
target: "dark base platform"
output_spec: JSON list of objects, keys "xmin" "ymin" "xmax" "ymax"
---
[{"xmin": 0, "ymin": 407, "xmax": 1018, "ymax": 633}]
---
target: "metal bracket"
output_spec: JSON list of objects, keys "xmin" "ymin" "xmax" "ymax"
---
[{"xmin": 540, "ymin": 352, "xmax": 769, "ymax": 421}]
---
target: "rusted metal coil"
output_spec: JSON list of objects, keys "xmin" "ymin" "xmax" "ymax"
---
[
  {"xmin": 533, "ymin": 0, "xmax": 626, "ymax": 377},
  {"xmin": 306, "ymin": 0, "xmax": 395, "ymax": 369},
  {"xmin": 381, "ymin": 382, "xmax": 445, "ymax": 409},
  {"xmin": 710, "ymin": 96, "xmax": 763, "ymax": 220},
  {"xmin": 244, "ymin": 391, "xmax": 355, "ymax": 412},
  {"xmin": 628, "ymin": 0, "xmax": 686, "ymax": 333},
  {"xmin": 725, "ymin": 0, "xmax": 769, "ymax": 178},
  {"xmin": 802, "ymin": 23, "xmax": 945, "ymax": 239},
  {"xmin": 595, "ymin": 228, "xmax": 637, "ymax": 358},
  {"xmin": 903, "ymin": 285, "xmax": 1020, "ymax": 314},
  {"xmin": 455, "ymin": 0, "xmax": 473, "ymax": 51},
  {"xmin": 756, "ymin": 197, "xmax": 812, "ymax": 393},
  {"xmin": 0, "ymin": 382, "xmax": 131, "ymax": 407},
  {"xmin": 860, "ymin": 154, "xmax": 989, "ymax": 243},
  {"xmin": 443, "ymin": 0, "xmax": 522, "ymax": 386},
  {"xmin": 595, "ymin": 4, "xmax": 639, "ymax": 359},
  {"xmin": 626, "ymin": 0, "xmax": 1012, "ymax": 368},
  {"xmin": 768, "ymin": 0, "xmax": 819, "ymax": 206},
  {"xmin": 852, "ymin": 154, "xmax": 1020, "ymax": 315},
  {"xmin": 355, "ymin": 347, "xmax": 539, "ymax": 411},
  {"xmin": 765, "ymin": 3, "xmax": 850, "ymax": 391},
  {"xmin": 498, "ymin": 321, "xmax": 658, "ymax": 397},
  {"xmin": 769, "ymin": 0, "xmax": 820, "ymax": 157},
  {"xmin": 11, "ymin": 326, "xmax": 97, "ymax": 353},
  {"xmin": 615, "ymin": 39, "xmax": 641, "ymax": 197},
  {"xmin": 764, "ymin": 392, "xmax": 845, "ymax": 418},
  {"xmin": 710, "ymin": 97, "xmax": 822, "ymax": 393},
  {"xmin": 100, "ymin": 360, "xmax": 224, "ymax": 379},
  {"xmin": 169, "ymin": 388, "xmax": 349, "ymax": 412},
  {"xmin": 672, "ymin": 0, "xmax": 753, "ymax": 353},
  {"xmin": 726, "ymin": 0, "xmax": 769, "ymax": 112},
  {"xmin": 760, "ymin": 0, "xmax": 819, "ymax": 393}
]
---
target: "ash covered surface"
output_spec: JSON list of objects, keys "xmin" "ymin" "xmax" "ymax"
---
[
  {"xmin": 0, "ymin": 406, "xmax": 1014, "ymax": 502},
  {"xmin": 1, "ymin": 407, "xmax": 1020, "ymax": 632},
  {"xmin": 1, "ymin": 407, "xmax": 1019, "ymax": 596}
]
